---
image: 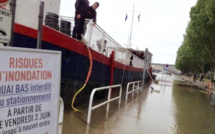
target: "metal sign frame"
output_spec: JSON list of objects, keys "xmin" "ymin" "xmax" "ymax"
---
[
  {"xmin": 0, "ymin": 46, "xmax": 61, "ymax": 134},
  {"xmin": 0, "ymin": 7, "xmax": 12, "ymax": 43}
]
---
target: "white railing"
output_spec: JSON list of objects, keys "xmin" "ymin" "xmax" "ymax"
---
[
  {"xmin": 125, "ymin": 81, "xmax": 142, "ymax": 100},
  {"xmin": 59, "ymin": 16, "xmax": 144, "ymax": 69},
  {"xmin": 88, "ymin": 24, "xmax": 144, "ymax": 68},
  {"xmin": 87, "ymin": 84, "xmax": 122, "ymax": 124},
  {"xmin": 58, "ymin": 97, "xmax": 64, "ymax": 134}
]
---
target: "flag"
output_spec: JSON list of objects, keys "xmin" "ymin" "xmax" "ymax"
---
[
  {"xmin": 125, "ymin": 14, "xmax": 128, "ymax": 21},
  {"xmin": 138, "ymin": 14, "xmax": 140, "ymax": 21}
]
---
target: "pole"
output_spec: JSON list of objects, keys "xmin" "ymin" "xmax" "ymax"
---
[
  {"xmin": 142, "ymin": 48, "xmax": 148, "ymax": 87},
  {"xmin": 37, "ymin": 1, "xmax": 44, "ymax": 49},
  {"xmin": 110, "ymin": 51, "xmax": 115, "ymax": 96},
  {"xmin": 129, "ymin": 5, "xmax": 135, "ymax": 48},
  {"xmin": 9, "ymin": 0, "xmax": 16, "ymax": 46}
]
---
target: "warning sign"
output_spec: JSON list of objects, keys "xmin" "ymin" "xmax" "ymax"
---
[
  {"xmin": 0, "ymin": 7, "xmax": 12, "ymax": 43},
  {"xmin": 0, "ymin": 47, "xmax": 61, "ymax": 134}
]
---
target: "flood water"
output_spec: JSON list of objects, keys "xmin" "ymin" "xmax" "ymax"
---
[{"xmin": 62, "ymin": 75, "xmax": 215, "ymax": 134}]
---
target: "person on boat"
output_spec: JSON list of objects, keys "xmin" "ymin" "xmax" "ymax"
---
[
  {"xmin": 72, "ymin": 1, "xmax": 99, "ymax": 40},
  {"xmin": 83, "ymin": 2, "xmax": 100, "ymax": 35},
  {"xmin": 130, "ymin": 55, "xmax": 133, "ymax": 66},
  {"xmin": 85, "ymin": 2, "xmax": 99, "ymax": 25},
  {"xmin": 72, "ymin": 0, "xmax": 89, "ymax": 40}
]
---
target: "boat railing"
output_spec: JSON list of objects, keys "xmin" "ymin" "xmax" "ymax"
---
[
  {"xmin": 125, "ymin": 81, "xmax": 142, "ymax": 100},
  {"xmin": 59, "ymin": 16, "xmax": 144, "ymax": 69},
  {"xmin": 87, "ymin": 84, "xmax": 122, "ymax": 124}
]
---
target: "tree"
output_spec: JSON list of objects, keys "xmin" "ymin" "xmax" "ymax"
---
[{"xmin": 175, "ymin": 0, "xmax": 215, "ymax": 75}]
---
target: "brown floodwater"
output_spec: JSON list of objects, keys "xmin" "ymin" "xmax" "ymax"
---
[{"xmin": 62, "ymin": 75, "xmax": 215, "ymax": 134}]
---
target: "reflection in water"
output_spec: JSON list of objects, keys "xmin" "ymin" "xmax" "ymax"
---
[
  {"xmin": 172, "ymin": 77, "xmax": 215, "ymax": 134},
  {"xmin": 209, "ymin": 94, "xmax": 215, "ymax": 107},
  {"xmin": 63, "ymin": 75, "xmax": 215, "ymax": 134}
]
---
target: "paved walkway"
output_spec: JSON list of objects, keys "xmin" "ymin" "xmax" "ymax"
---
[{"xmin": 180, "ymin": 75, "xmax": 215, "ymax": 94}]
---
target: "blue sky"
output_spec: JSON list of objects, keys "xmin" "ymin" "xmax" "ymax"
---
[{"xmin": 60, "ymin": 0, "xmax": 197, "ymax": 64}]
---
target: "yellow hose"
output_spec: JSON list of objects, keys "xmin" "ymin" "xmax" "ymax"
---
[{"xmin": 71, "ymin": 83, "xmax": 87, "ymax": 112}]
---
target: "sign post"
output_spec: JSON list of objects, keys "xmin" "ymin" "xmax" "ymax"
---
[
  {"xmin": 142, "ymin": 48, "xmax": 148, "ymax": 87},
  {"xmin": 0, "ymin": 46, "xmax": 61, "ymax": 134}
]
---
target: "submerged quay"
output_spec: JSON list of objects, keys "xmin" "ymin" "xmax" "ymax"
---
[
  {"xmin": 62, "ymin": 74, "xmax": 215, "ymax": 134},
  {"xmin": 180, "ymin": 75, "xmax": 215, "ymax": 95}
]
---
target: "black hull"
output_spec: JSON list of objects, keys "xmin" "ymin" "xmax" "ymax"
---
[{"xmin": 13, "ymin": 25, "xmax": 143, "ymax": 106}]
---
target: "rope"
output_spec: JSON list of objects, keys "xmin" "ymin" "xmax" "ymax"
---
[{"xmin": 146, "ymin": 68, "xmax": 154, "ymax": 83}]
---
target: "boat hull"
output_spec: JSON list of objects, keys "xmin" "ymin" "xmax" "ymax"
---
[{"xmin": 13, "ymin": 24, "xmax": 143, "ymax": 105}]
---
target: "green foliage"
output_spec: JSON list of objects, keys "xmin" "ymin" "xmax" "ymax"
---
[{"xmin": 175, "ymin": 0, "xmax": 215, "ymax": 74}]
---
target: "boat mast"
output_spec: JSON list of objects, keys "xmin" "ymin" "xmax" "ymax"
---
[{"xmin": 128, "ymin": 5, "xmax": 135, "ymax": 48}]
